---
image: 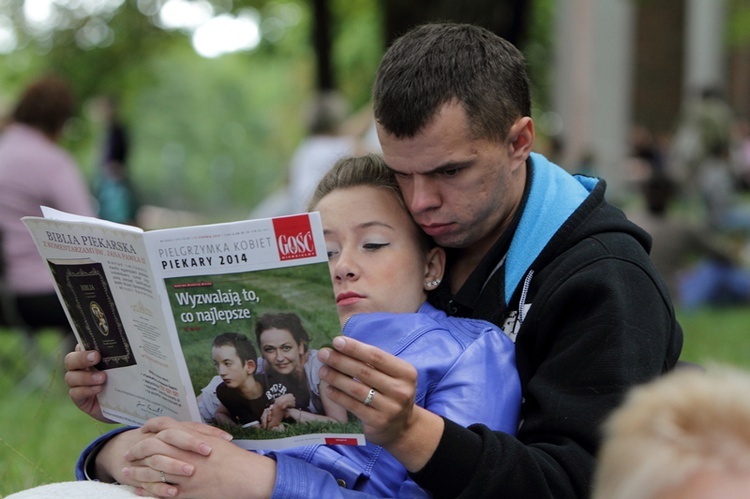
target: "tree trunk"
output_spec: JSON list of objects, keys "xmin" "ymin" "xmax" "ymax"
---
[
  {"xmin": 311, "ymin": 0, "xmax": 334, "ymax": 91},
  {"xmin": 382, "ymin": 0, "xmax": 531, "ymax": 47}
]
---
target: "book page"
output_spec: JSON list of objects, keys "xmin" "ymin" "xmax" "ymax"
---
[
  {"xmin": 23, "ymin": 214, "xmax": 198, "ymax": 425},
  {"xmin": 143, "ymin": 213, "xmax": 363, "ymax": 449}
]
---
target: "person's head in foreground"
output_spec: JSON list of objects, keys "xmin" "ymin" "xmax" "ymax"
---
[
  {"xmin": 372, "ymin": 22, "xmax": 532, "ymax": 254},
  {"xmin": 211, "ymin": 333, "xmax": 258, "ymax": 389},
  {"xmin": 307, "ymin": 153, "xmax": 445, "ymax": 324},
  {"xmin": 592, "ymin": 366, "xmax": 750, "ymax": 499},
  {"xmin": 254, "ymin": 312, "xmax": 310, "ymax": 377}
]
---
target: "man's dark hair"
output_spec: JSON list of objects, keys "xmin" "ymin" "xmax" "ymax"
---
[
  {"xmin": 12, "ymin": 74, "xmax": 75, "ymax": 138},
  {"xmin": 373, "ymin": 23, "xmax": 530, "ymax": 142},
  {"xmin": 212, "ymin": 332, "xmax": 258, "ymax": 364},
  {"xmin": 255, "ymin": 312, "xmax": 311, "ymax": 352}
]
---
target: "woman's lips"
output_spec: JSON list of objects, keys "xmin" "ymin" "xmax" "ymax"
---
[{"xmin": 336, "ymin": 291, "xmax": 364, "ymax": 306}]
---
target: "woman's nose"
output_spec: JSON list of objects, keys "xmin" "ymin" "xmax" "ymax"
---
[{"xmin": 333, "ymin": 250, "xmax": 359, "ymax": 281}]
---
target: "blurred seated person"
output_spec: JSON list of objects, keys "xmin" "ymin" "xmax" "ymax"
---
[
  {"xmin": 285, "ymin": 91, "xmax": 359, "ymax": 215},
  {"xmin": 592, "ymin": 366, "xmax": 750, "ymax": 499},
  {"xmin": 0, "ymin": 74, "xmax": 96, "ymax": 330},
  {"xmin": 627, "ymin": 173, "xmax": 750, "ymax": 309}
]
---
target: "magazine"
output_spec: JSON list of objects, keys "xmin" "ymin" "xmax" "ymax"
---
[{"xmin": 23, "ymin": 208, "xmax": 364, "ymax": 450}]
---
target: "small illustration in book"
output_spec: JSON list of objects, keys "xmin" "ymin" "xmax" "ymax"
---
[{"xmin": 48, "ymin": 258, "xmax": 137, "ymax": 370}]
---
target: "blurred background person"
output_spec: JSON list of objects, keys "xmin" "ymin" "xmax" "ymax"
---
[
  {"xmin": 730, "ymin": 117, "xmax": 750, "ymax": 192},
  {"xmin": 627, "ymin": 172, "xmax": 750, "ymax": 309},
  {"xmin": 92, "ymin": 95, "xmax": 139, "ymax": 226},
  {"xmin": 285, "ymin": 90, "xmax": 360, "ymax": 214},
  {"xmin": 251, "ymin": 91, "xmax": 363, "ymax": 218},
  {"xmin": 0, "ymin": 74, "xmax": 95, "ymax": 332},
  {"xmin": 671, "ymin": 87, "xmax": 737, "ymax": 228}
]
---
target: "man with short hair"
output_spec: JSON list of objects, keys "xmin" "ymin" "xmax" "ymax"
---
[{"xmin": 317, "ymin": 22, "xmax": 683, "ymax": 498}]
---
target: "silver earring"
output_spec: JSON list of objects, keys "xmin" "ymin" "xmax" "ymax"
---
[{"xmin": 426, "ymin": 279, "xmax": 441, "ymax": 289}]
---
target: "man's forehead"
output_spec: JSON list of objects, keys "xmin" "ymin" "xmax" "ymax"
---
[
  {"xmin": 377, "ymin": 103, "xmax": 478, "ymax": 175},
  {"xmin": 378, "ymin": 134, "xmax": 452, "ymax": 175}
]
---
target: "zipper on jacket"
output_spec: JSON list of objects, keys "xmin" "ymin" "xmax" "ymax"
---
[{"xmin": 518, "ymin": 269, "xmax": 534, "ymax": 323}]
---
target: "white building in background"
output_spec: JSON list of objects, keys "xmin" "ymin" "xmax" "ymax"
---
[{"xmin": 551, "ymin": 0, "xmax": 727, "ymax": 202}]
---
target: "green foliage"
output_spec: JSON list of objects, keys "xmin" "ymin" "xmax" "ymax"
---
[
  {"xmin": 523, "ymin": 0, "xmax": 554, "ymax": 115},
  {"xmin": 728, "ymin": 0, "xmax": 750, "ymax": 46},
  {"xmin": 332, "ymin": 0, "xmax": 384, "ymax": 108},
  {"xmin": 125, "ymin": 45, "xmax": 309, "ymax": 215},
  {"xmin": 0, "ymin": 0, "xmax": 384, "ymax": 220}
]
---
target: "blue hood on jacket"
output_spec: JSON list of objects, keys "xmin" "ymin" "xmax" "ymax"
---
[{"xmin": 504, "ymin": 152, "xmax": 599, "ymax": 306}]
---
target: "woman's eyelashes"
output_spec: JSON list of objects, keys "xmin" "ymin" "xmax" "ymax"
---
[
  {"xmin": 363, "ymin": 242, "xmax": 389, "ymax": 251},
  {"xmin": 325, "ymin": 240, "xmax": 390, "ymax": 259}
]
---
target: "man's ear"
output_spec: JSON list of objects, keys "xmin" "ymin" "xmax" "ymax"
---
[
  {"xmin": 423, "ymin": 246, "xmax": 446, "ymax": 291},
  {"xmin": 508, "ymin": 116, "xmax": 535, "ymax": 169}
]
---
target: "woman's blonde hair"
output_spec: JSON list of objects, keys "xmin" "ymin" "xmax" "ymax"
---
[{"xmin": 306, "ymin": 153, "xmax": 434, "ymax": 250}]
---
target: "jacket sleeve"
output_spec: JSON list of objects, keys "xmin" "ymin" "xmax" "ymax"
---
[
  {"xmin": 410, "ymin": 251, "xmax": 682, "ymax": 498},
  {"xmin": 75, "ymin": 427, "xmax": 134, "ymax": 481},
  {"xmin": 271, "ymin": 452, "xmax": 419, "ymax": 499},
  {"xmin": 422, "ymin": 327, "xmax": 521, "ymax": 435}
]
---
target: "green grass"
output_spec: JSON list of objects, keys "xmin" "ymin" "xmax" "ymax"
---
[
  {"xmin": 676, "ymin": 306, "xmax": 750, "ymax": 368},
  {"xmin": 1, "ymin": 306, "xmax": 749, "ymax": 496},
  {"xmin": 0, "ymin": 329, "xmax": 117, "ymax": 497}
]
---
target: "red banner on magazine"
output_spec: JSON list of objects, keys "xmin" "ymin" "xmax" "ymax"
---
[{"xmin": 272, "ymin": 214, "xmax": 317, "ymax": 261}]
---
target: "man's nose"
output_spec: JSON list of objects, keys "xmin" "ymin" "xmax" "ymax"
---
[{"xmin": 408, "ymin": 176, "xmax": 440, "ymax": 213}]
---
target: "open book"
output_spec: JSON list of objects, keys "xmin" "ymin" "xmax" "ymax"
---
[{"xmin": 23, "ymin": 208, "xmax": 364, "ymax": 450}]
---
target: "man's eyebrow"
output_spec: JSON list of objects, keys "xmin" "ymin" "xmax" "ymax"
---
[{"xmin": 387, "ymin": 161, "xmax": 468, "ymax": 176}]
